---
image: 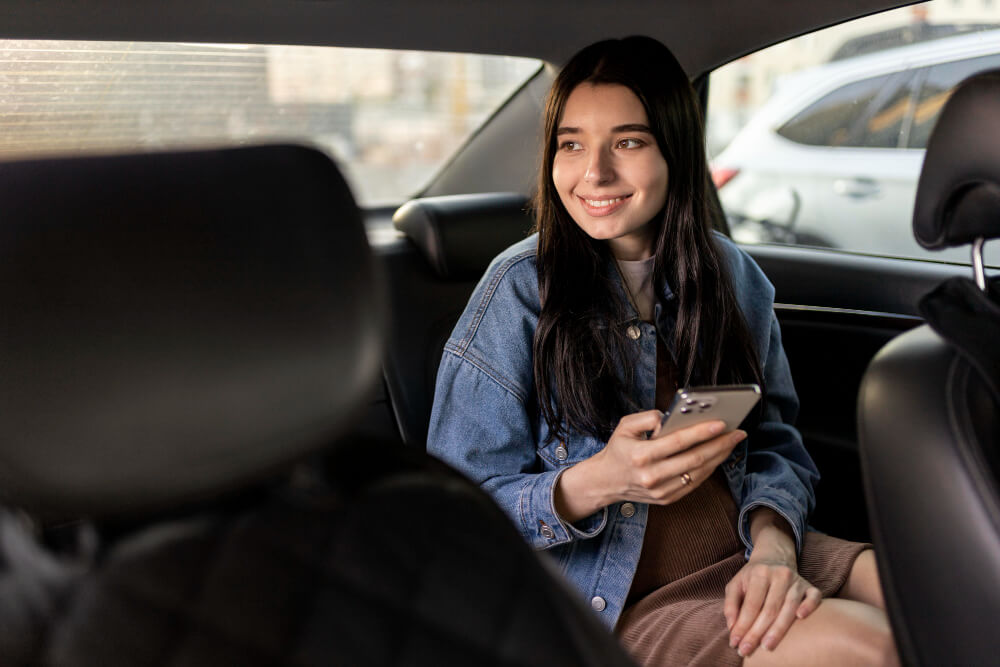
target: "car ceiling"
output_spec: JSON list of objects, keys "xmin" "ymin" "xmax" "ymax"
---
[{"xmin": 1, "ymin": 0, "xmax": 918, "ymax": 75}]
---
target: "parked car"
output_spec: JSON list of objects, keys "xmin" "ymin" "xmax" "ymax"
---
[
  {"xmin": 713, "ymin": 27, "xmax": 1000, "ymax": 266},
  {"xmin": 0, "ymin": 0, "xmax": 996, "ymax": 665}
]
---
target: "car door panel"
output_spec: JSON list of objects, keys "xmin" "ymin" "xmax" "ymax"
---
[{"xmin": 744, "ymin": 244, "xmax": 966, "ymax": 541}]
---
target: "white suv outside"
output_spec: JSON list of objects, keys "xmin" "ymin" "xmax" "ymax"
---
[{"xmin": 712, "ymin": 28, "xmax": 1000, "ymax": 266}]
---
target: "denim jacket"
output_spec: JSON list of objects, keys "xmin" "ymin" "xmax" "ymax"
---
[{"xmin": 426, "ymin": 232, "xmax": 819, "ymax": 629}]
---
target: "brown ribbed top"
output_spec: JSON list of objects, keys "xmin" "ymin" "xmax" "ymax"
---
[{"xmin": 626, "ymin": 337, "xmax": 743, "ymax": 607}]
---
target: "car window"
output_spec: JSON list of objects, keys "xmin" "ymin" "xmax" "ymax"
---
[
  {"xmin": 0, "ymin": 41, "xmax": 541, "ymax": 206},
  {"xmin": 776, "ymin": 72, "xmax": 902, "ymax": 147},
  {"xmin": 907, "ymin": 52, "xmax": 1000, "ymax": 148},
  {"xmin": 859, "ymin": 71, "xmax": 919, "ymax": 149},
  {"xmin": 708, "ymin": 1, "xmax": 1000, "ymax": 267}
]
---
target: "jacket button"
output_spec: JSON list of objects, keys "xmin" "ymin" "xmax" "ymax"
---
[
  {"xmin": 555, "ymin": 444, "xmax": 568, "ymax": 461},
  {"xmin": 620, "ymin": 502, "xmax": 636, "ymax": 518},
  {"xmin": 626, "ymin": 324, "xmax": 641, "ymax": 340},
  {"xmin": 539, "ymin": 522, "xmax": 555, "ymax": 540},
  {"xmin": 591, "ymin": 596, "xmax": 607, "ymax": 612}
]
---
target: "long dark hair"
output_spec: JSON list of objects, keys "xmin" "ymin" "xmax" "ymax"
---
[{"xmin": 532, "ymin": 36, "xmax": 763, "ymax": 443}]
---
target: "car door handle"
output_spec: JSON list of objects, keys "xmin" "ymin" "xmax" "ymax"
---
[{"xmin": 833, "ymin": 177, "xmax": 880, "ymax": 199}]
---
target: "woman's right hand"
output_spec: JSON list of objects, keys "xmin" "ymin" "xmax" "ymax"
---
[{"xmin": 554, "ymin": 410, "xmax": 747, "ymax": 522}]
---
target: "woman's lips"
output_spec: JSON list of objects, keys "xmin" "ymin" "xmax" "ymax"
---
[{"xmin": 578, "ymin": 194, "xmax": 631, "ymax": 216}]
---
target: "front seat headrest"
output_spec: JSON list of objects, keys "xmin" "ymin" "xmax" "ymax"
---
[
  {"xmin": 392, "ymin": 193, "xmax": 532, "ymax": 280},
  {"xmin": 0, "ymin": 145, "xmax": 385, "ymax": 519},
  {"xmin": 914, "ymin": 69, "xmax": 1000, "ymax": 249}
]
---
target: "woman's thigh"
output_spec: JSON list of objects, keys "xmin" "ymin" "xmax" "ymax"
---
[{"xmin": 742, "ymin": 597, "xmax": 897, "ymax": 667}]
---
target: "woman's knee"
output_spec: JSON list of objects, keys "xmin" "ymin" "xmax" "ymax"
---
[{"xmin": 839, "ymin": 549, "xmax": 887, "ymax": 610}]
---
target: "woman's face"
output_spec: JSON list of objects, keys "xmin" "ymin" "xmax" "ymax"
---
[{"xmin": 552, "ymin": 82, "xmax": 668, "ymax": 261}]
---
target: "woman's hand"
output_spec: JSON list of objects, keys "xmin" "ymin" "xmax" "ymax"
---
[
  {"xmin": 554, "ymin": 409, "xmax": 746, "ymax": 522},
  {"xmin": 723, "ymin": 509, "xmax": 822, "ymax": 658}
]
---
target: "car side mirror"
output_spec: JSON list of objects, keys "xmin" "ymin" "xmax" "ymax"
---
[
  {"xmin": 745, "ymin": 186, "xmax": 800, "ymax": 229},
  {"xmin": 730, "ymin": 186, "xmax": 801, "ymax": 245}
]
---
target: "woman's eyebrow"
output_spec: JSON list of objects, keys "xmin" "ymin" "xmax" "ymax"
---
[
  {"xmin": 612, "ymin": 123, "xmax": 653, "ymax": 133},
  {"xmin": 556, "ymin": 123, "xmax": 653, "ymax": 135}
]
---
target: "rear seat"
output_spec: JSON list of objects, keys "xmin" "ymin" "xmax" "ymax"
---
[{"xmin": 381, "ymin": 192, "xmax": 533, "ymax": 447}]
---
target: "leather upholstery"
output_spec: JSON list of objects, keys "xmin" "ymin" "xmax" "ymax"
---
[
  {"xmin": 384, "ymin": 193, "xmax": 532, "ymax": 446},
  {"xmin": 858, "ymin": 327, "xmax": 1000, "ymax": 666},
  {"xmin": 35, "ymin": 444, "xmax": 636, "ymax": 667},
  {"xmin": 913, "ymin": 68, "xmax": 1000, "ymax": 249},
  {"xmin": 0, "ymin": 151, "xmax": 636, "ymax": 666},
  {"xmin": 858, "ymin": 69, "xmax": 1000, "ymax": 667},
  {"xmin": 392, "ymin": 192, "xmax": 532, "ymax": 280},
  {"xmin": 0, "ymin": 145, "xmax": 385, "ymax": 519}
]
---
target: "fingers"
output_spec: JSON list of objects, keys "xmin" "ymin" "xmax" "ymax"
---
[
  {"xmin": 612, "ymin": 413, "xmax": 745, "ymax": 506},
  {"xmin": 739, "ymin": 571, "xmax": 795, "ymax": 655},
  {"xmin": 796, "ymin": 585, "xmax": 822, "ymax": 619},
  {"xmin": 728, "ymin": 566, "xmax": 768, "ymax": 654},
  {"xmin": 726, "ymin": 569, "xmax": 823, "ymax": 658},
  {"xmin": 660, "ymin": 429, "xmax": 745, "ymax": 476},
  {"xmin": 615, "ymin": 410, "xmax": 667, "ymax": 440},
  {"xmin": 636, "ymin": 429, "xmax": 746, "ymax": 496},
  {"xmin": 723, "ymin": 575, "xmax": 744, "ymax": 634},
  {"xmin": 644, "ymin": 419, "xmax": 728, "ymax": 460}
]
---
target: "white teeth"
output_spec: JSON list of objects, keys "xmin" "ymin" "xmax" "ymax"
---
[{"xmin": 584, "ymin": 196, "xmax": 624, "ymax": 207}]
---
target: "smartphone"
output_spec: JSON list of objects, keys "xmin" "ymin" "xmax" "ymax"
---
[{"xmin": 652, "ymin": 384, "xmax": 761, "ymax": 438}]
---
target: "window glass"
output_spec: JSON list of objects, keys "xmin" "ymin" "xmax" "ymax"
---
[
  {"xmin": 777, "ymin": 73, "xmax": 896, "ymax": 147},
  {"xmin": 907, "ymin": 52, "xmax": 1000, "ymax": 148},
  {"xmin": 860, "ymin": 72, "xmax": 918, "ymax": 148},
  {"xmin": 0, "ymin": 41, "xmax": 541, "ymax": 205},
  {"xmin": 708, "ymin": 1, "xmax": 1000, "ymax": 267}
]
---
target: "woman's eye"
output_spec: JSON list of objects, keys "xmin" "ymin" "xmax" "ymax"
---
[
  {"xmin": 616, "ymin": 137, "xmax": 643, "ymax": 149},
  {"xmin": 558, "ymin": 140, "xmax": 582, "ymax": 151}
]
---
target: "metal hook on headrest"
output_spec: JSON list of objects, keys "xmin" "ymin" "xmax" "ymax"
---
[{"xmin": 972, "ymin": 237, "xmax": 987, "ymax": 291}]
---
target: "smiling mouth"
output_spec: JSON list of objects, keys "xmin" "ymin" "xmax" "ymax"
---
[{"xmin": 578, "ymin": 194, "xmax": 632, "ymax": 215}]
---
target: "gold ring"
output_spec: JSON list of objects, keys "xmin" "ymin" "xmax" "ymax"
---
[{"xmin": 680, "ymin": 472, "xmax": 692, "ymax": 486}]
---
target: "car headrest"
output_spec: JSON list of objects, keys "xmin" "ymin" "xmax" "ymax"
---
[
  {"xmin": 914, "ymin": 69, "xmax": 1000, "ymax": 249},
  {"xmin": 0, "ymin": 145, "xmax": 385, "ymax": 519},
  {"xmin": 392, "ymin": 193, "xmax": 532, "ymax": 280}
]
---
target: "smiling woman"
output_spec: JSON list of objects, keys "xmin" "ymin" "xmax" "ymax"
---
[
  {"xmin": 427, "ymin": 35, "xmax": 898, "ymax": 667},
  {"xmin": 552, "ymin": 83, "xmax": 668, "ymax": 260}
]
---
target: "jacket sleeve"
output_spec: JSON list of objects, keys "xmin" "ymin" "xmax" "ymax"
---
[
  {"xmin": 426, "ymin": 248, "xmax": 607, "ymax": 550},
  {"xmin": 735, "ymin": 309, "xmax": 820, "ymax": 557},
  {"xmin": 723, "ymin": 240, "xmax": 820, "ymax": 556},
  {"xmin": 427, "ymin": 352, "xmax": 607, "ymax": 550}
]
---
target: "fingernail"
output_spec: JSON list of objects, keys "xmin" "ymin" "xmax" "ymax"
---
[
  {"xmin": 739, "ymin": 642, "xmax": 753, "ymax": 657},
  {"xmin": 763, "ymin": 636, "xmax": 776, "ymax": 651},
  {"xmin": 729, "ymin": 635, "xmax": 741, "ymax": 649},
  {"xmin": 710, "ymin": 421, "xmax": 726, "ymax": 434},
  {"xmin": 733, "ymin": 429, "xmax": 747, "ymax": 441}
]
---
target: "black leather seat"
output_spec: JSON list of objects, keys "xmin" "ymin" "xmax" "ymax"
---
[
  {"xmin": 857, "ymin": 70, "xmax": 1000, "ymax": 667},
  {"xmin": 384, "ymin": 193, "xmax": 533, "ymax": 446},
  {"xmin": 0, "ymin": 148, "xmax": 634, "ymax": 666}
]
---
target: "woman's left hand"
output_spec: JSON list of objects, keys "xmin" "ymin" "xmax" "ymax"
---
[{"xmin": 723, "ymin": 509, "xmax": 822, "ymax": 658}]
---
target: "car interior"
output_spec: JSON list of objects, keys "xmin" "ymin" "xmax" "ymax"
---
[
  {"xmin": 0, "ymin": 0, "xmax": 997, "ymax": 665},
  {"xmin": 857, "ymin": 68, "xmax": 1000, "ymax": 667}
]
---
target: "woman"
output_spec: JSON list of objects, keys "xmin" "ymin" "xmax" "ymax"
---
[{"xmin": 427, "ymin": 36, "xmax": 897, "ymax": 666}]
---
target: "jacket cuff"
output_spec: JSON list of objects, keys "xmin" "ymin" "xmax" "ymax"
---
[
  {"xmin": 518, "ymin": 468, "xmax": 607, "ymax": 549},
  {"xmin": 737, "ymin": 494, "xmax": 805, "ymax": 560}
]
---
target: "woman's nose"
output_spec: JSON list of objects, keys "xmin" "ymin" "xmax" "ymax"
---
[{"xmin": 584, "ymin": 149, "xmax": 614, "ymax": 185}]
